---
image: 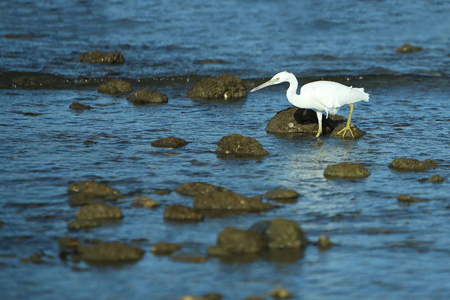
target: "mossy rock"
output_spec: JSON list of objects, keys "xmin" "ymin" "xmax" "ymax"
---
[{"xmin": 186, "ymin": 74, "xmax": 247, "ymax": 100}]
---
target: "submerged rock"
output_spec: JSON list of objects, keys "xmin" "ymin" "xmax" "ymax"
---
[
  {"xmin": 388, "ymin": 157, "xmax": 437, "ymax": 172},
  {"xmin": 98, "ymin": 79, "xmax": 133, "ymax": 95},
  {"xmin": 249, "ymin": 219, "xmax": 308, "ymax": 250},
  {"xmin": 324, "ymin": 162, "xmax": 371, "ymax": 179},
  {"xmin": 398, "ymin": 194, "xmax": 429, "ymax": 203},
  {"xmin": 151, "ymin": 137, "xmax": 187, "ymax": 148},
  {"xmin": 68, "ymin": 219, "xmax": 101, "ymax": 230},
  {"xmin": 216, "ymin": 133, "xmax": 269, "ymax": 157},
  {"xmin": 265, "ymin": 189, "xmax": 300, "ymax": 202},
  {"xmin": 194, "ymin": 190, "xmax": 273, "ymax": 212},
  {"xmin": 317, "ymin": 235, "xmax": 334, "ymax": 250},
  {"xmin": 270, "ymin": 288, "xmax": 293, "ymax": 299},
  {"xmin": 164, "ymin": 204, "xmax": 204, "ymax": 221},
  {"xmin": 186, "ymin": 74, "xmax": 247, "ymax": 100},
  {"xmin": 266, "ymin": 107, "xmax": 344, "ymax": 135},
  {"xmin": 207, "ymin": 227, "xmax": 266, "ymax": 256},
  {"xmin": 419, "ymin": 174, "xmax": 445, "ymax": 184},
  {"xmin": 76, "ymin": 203, "xmax": 123, "ymax": 220},
  {"xmin": 79, "ymin": 50, "xmax": 125, "ymax": 64},
  {"xmin": 131, "ymin": 196, "xmax": 160, "ymax": 208},
  {"xmin": 151, "ymin": 242, "xmax": 181, "ymax": 255},
  {"xmin": 69, "ymin": 101, "xmax": 93, "ymax": 110},
  {"xmin": 79, "ymin": 242, "xmax": 145, "ymax": 264},
  {"xmin": 127, "ymin": 89, "xmax": 168, "ymax": 104},
  {"xmin": 176, "ymin": 182, "xmax": 229, "ymax": 197},
  {"xmin": 331, "ymin": 124, "xmax": 366, "ymax": 139},
  {"xmin": 396, "ymin": 43, "xmax": 423, "ymax": 53},
  {"xmin": 67, "ymin": 180, "xmax": 121, "ymax": 206}
]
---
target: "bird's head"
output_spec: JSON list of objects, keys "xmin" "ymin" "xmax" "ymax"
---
[{"xmin": 250, "ymin": 71, "xmax": 293, "ymax": 92}]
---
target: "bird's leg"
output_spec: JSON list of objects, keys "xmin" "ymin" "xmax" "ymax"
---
[
  {"xmin": 315, "ymin": 111, "xmax": 323, "ymax": 138},
  {"xmin": 337, "ymin": 104, "xmax": 356, "ymax": 138}
]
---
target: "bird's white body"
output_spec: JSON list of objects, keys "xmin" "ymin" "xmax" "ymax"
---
[{"xmin": 251, "ymin": 71, "xmax": 369, "ymax": 137}]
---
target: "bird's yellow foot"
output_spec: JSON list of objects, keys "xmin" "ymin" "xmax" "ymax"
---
[{"xmin": 337, "ymin": 124, "xmax": 356, "ymax": 138}]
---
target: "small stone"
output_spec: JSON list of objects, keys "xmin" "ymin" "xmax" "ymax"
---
[
  {"xmin": 127, "ymin": 89, "xmax": 168, "ymax": 104},
  {"xmin": 317, "ymin": 235, "xmax": 334, "ymax": 249},
  {"xmin": 208, "ymin": 227, "xmax": 266, "ymax": 256},
  {"xmin": 250, "ymin": 219, "xmax": 308, "ymax": 250},
  {"xmin": 176, "ymin": 182, "xmax": 229, "ymax": 197},
  {"xmin": 164, "ymin": 204, "xmax": 204, "ymax": 221},
  {"xmin": 79, "ymin": 242, "xmax": 145, "ymax": 264},
  {"xmin": 186, "ymin": 74, "xmax": 247, "ymax": 100},
  {"xmin": 69, "ymin": 102, "xmax": 93, "ymax": 110},
  {"xmin": 151, "ymin": 137, "xmax": 188, "ymax": 148},
  {"xmin": 324, "ymin": 162, "xmax": 370, "ymax": 179},
  {"xmin": 67, "ymin": 180, "xmax": 121, "ymax": 199},
  {"xmin": 68, "ymin": 219, "xmax": 101, "ymax": 229},
  {"xmin": 265, "ymin": 189, "xmax": 300, "ymax": 201},
  {"xmin": 396, "ymin": 43, "xmax": 423, "ymax": 53},
  {"xmin": 131, "ymin": 196, "xmax": 160, "ymax": 208},
  {"xmin": 216, "ymin": 134, "xmax": 269, "ymax": 157},
  {"xmin": 151, "ymin": 242, "xmax": 181, "ymax": 255},
  {"xmin": 389, "ymin": 157, "xmax": 437, "ymax": 172},
  {"xmin": 79, "ymin": 50, "xmax": 125, "ymax": 64},
  {"xmin": 194, "ymin": 190, "xmax": 273, "ymax": 212},
  {"xmin": 421, "ymin": 175, "xmax": 445, "ymax": 184},
  {"xmin": 398, "ymin": 194, "xmax": 428, "ymax": 203},
  {"xmin": 76, "ymin": 203, "xmax": 123, "ymax": 220},
  {"xmin": 270, "ymin": 288, "xmax": 292, "ymax": 299},
  {"xmin": 98, "ymin": 79, "xmax": 133, "ymax": 95}
]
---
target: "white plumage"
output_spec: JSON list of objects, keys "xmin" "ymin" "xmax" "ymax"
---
[{"xmin": 251, "ymin": 71, "xmax": 369, "ymax": 137}]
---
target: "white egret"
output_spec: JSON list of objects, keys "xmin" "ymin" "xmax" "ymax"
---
[{"xmin": 251, "ymin": 71, "xmax": 369, "ymax": 138}]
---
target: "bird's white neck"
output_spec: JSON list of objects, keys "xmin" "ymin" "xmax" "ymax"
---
[{"xmin": 284, "ymin": 73, "xmax": 300, "ymax": 106}]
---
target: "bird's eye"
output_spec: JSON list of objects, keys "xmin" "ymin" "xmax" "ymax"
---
[{"xmin": 276, "ymin": 78, "xmax": 280, "ymax": 81}]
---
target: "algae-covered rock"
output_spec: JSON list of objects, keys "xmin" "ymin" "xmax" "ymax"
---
[
  {"xmin": 317, "ymin": 235, "xmax": 334, "ymax": 250},
  {"xmin": 265, "ymin": 189, "xmax": 300, "ymax": 202},
  {"xmin": 76, "ymin": 203, "xmax": 123, "ymax": 220},
  {"xmin": 324, "ymin": 162, "xmax": 370, "ymax": 179},
  {"xmin": 420, "ymin": 175, "xmax": 445, "ymax": 184},
  {"xmin": 194, "ymin": 190, "xmax": 273, "ymax": 212},
  {"xmin": 396, "ymin": 44, "xmax": 423, "ymax": 54},
  {"xmin": 79, "ymin": 50, "xmax": 125, "ymax": 64},
  {"xmin": 151, "ymin": 137, "xmax": 187, "ymax": 148},
  {"xmin": 98, "ymin": 79, "xmax": 132, "ymax": 95},
  {"xmin": 266, "ymin": 107, "xmax": 344, "ymax": 135},
  {"xmin": 67, "ymin": 180, "xmax": 122, "ymax": 205},
  {"xmin": 176, "ymin": 182, "xmax": 229, "ymax": 197},
  {"xmin": 127, "ymin": 89, "xmax": 168, "ymax": 104},
  {"xmin": 186, "ymin": 74, "xmax": 247, "ymax": 100},
  {"xmin": 249, "ymin": 219, "xmax": 308, "ymax": 250},
  {"xmin": 79, "ymin": 242, "xmax": 145, "ymax": 264},
  {"xmin": 164, "ymin": 204, "xmax": 204, "ymax": 221},
  {"xmin": 69, "ymin": 102, "xmax": 93, "ymax": 110},
  {"xmin": 270, "ymin": 288, "xmax": 293, "ymax": 299},
  {"xmin": 131, "ymin": 196, "xmax": 160, "ymax": 208},
  {"xmin": 151, "ymin": 242, "xmax": 181, "ymax": 255},
  {"xmin": 216, "ymin": 133, "xmax": 269, "ymax": 157},
  {"xmin": 397, "ymin": 194, "xmax": 429, "ymax": 203},
  {"xmin": 207, "ymin": 227, "xmax": 266, "ymax": 256},
  {"xmin": 68, "ymin": 219, "xmax": 101, "ymax": 230},
  {"xmin": 388, "ymin": 157, "xmax": 437, "ymax": 172},
  {"xmin": 331, "ymin": 124, "xmax": 366, "ymax": 139}
]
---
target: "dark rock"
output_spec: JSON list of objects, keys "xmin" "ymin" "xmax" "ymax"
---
[
  {"xmin": 176, "ymin": 182, "xmax": 229, "ymax": 197},
  {"xmin": 207, "ymin": 227, "xmax": 266, "ymax": 256},
  {"xmin": 186, "ymin": 74, "xmax": 247, "ymax": 100},
  {"xmin": 69, "ymin": 101, "xmax": 93, "ymax": 110},
  {"xmin": 126, "ymin": 89, "xmax": 168, "ymax": 104},
  {"xmin": 76, "ymin": 203, "xmax": 123, "ymax": 220},
  {"xmin": 79, "ymin": 50, "xmax": 125, "ymax": 64},
  {"xmin": 151, "ymin": 242, "xmax": 181, "ymax": 255},
  {"xmin": 317, "ymin": 235, "xmax": 334, "ymax": 250},
  {"xmin": 131, "ymin": 196, "xmax": 160, "ymax": 208},
  {"xmin": 151, "ymin": 136, "xmax": 187, "ymax": 148},
  {"xmin": 266, "ymin": 107, "xmax": 345, "ymax": 135},
  {"xmin": 68, "ymin": 219, "xmax": 101, "ymax": 229},
  {"xmin": 396, "ymin": 44, "xmax": 423, "ymax": 53},
  {"xmin": 389, "ymin": 157, "xmax": 437, "ymax": 172},
  {"xmin": 216, "ymin": 133, "xmax": 269, "ymax": 157},
  {"xmin": 78, "ymin": 242, "xmax": 145, "ymax": 264},
  {"xmin": 164, "ymin": 204, "xmax": 204, "ymax": 221},
  {"xmin": 270, "ymin": 288, "xmax": 293, "ymax": 299},
  {"xmin": 0, "ymin": 220, "xmax": 4, "ymax": 227},
  {"xmin": 398, "ymin": 194, "xmax": 429, "ymax": 203},
  {"xmin": 194, "ymin": 190, "xmax": 273, "ymax": 212},
  {"xmin": 249, "ymin": 219, "xmax": 308, "ymax": 249},
  {"xmin": 68, "ymin": 180, "xmax": 121, "ymax": 199},
  {"xmin": 420, "ymin": 175, "xmax": 445, "ymax": 184},
  {"xmin": 331, "ymin": 124, "xmax": 366, "ymax": 139},
  {"xmin": 324, "ymin": 162, "xmax": 371, "ymax": 179},
  {"xmin": 265, "ymin": 189, "xmax": 300, "ymax": 202},
  {"xmin": 21, "ymin": 252, "xmax": 46, "ymax": 264},
  {"xmin": 98, "ymin": 79, "xmax": 133, "ymax": 95}
]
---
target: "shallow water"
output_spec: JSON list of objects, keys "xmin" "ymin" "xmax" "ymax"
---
[{"xmin": 1, "ymin": 0, "xmax": 449, "ymax": 299}]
